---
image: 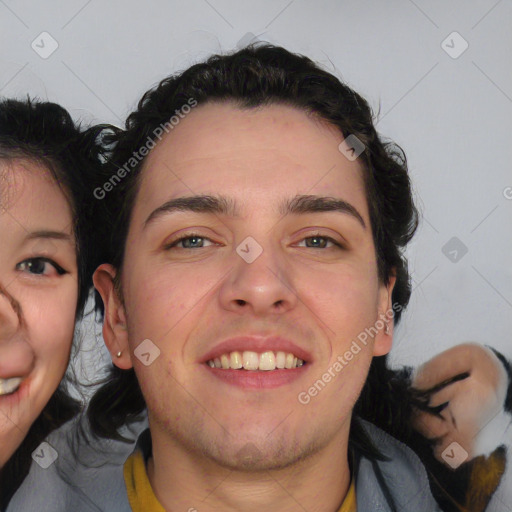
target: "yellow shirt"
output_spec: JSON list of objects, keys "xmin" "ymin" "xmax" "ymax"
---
[{"xmin": 124, "ymin": 450, "xmax": 357, "ymax": 511}]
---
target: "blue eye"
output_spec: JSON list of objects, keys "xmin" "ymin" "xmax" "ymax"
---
[
  {"xmin": 298, "ymin": 236, "xmax": 340, "ymax": 249},
  {"xmin": 166, "ymin": 235, "xmax": 215, "ymax": 249},
  {"xmin": 16, "ymin": 258, "xmax": 67, "ymax": 276},
  {"xmin": 181, "ymin": 236, "xmax": 206, "ymax": 248}
]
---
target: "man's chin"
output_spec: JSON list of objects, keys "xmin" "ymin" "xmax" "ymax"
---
[{"xmin": 198, "ymin": 434, "xmax": 321, "ymax": 473}]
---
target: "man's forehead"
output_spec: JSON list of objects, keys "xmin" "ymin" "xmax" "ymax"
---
[
  {"xmin": 143, "ymin": 102, "xmax": 348, "ymax": 169},
  {"xmin": 133, "ymin": 102, "xmax": 368, "ymax": 221}
]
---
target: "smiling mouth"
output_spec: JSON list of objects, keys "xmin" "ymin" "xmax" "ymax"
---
[
  {"xmin": 0, "ymin": 377, "xmax": 23, "ymax": 396},
  {"xmin": 206, "ymin": 350, "xmax": 306, "ymax": 371}
]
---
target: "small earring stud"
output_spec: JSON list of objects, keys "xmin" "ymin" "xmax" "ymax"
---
[
  {"xmin": 116, "ymin": 351, "xmax": 122, "ymax": 358},
  {"xmin": 384, "ymin": 322, "xmax": 390, "ymax": 335}
]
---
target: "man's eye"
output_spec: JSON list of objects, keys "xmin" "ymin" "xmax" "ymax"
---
[
  {"xmin": 167, "ymin": 235, "xmax": 215, "ymax": 249},
  {"xmin": 16, "ymin": 258, "xmax": 66, "ymax": 276},
  {"xmin": 297, "ymin": 236, "xmax": 340, "ymax": 249}
]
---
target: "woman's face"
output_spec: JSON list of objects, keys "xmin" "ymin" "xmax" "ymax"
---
[{"xmin": 0, "ymin": 159, "xmax": 78, "ymax": 467}]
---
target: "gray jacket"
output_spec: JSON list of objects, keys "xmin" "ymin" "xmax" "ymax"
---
[{"xmin": 7, "ymin": 417, "xmax": 505, "ymax": 512}]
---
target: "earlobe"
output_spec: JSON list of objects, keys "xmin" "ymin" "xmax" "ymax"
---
[
  {"xmin": 93, "ymin": 264, "xmax": 133, "ymax": 370},
  {"xmin": 373, "ymin": 274, "xmax": 396, "ymax": 357}
]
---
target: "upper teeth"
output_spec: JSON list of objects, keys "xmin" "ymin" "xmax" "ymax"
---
[
  {"xmin": 207, "ymin": 351, "xmax": 304, "ymax": 371},
  {"xmin": 0, "ymin": 377, "xmax": 22, "ymax": 396}
]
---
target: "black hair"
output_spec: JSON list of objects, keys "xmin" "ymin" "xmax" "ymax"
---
[
  {"xmin": 0, "ymin": 98, "xmax": 105, "ymax": 509},
  {"xmin": 490, "ymin": 347, "xmax": 512, "ymax": 414},
  {"xmin": 88, "ymin": 44, "xmax": 419, "ymax": 456}
]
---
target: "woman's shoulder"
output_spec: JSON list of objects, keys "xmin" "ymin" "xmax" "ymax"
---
[{"xmin": 7, "ymin": 414, "xmax": 148, "ymax": 512}]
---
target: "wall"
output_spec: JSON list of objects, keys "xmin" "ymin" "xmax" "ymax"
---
[{"xmin": 1, "ymin": 0, "xmax": 510, "ymax": 372}]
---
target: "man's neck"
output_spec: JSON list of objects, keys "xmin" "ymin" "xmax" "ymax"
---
[{"xmin": 146, "ymin": 425, "xmax": 352, "ymax": 512}]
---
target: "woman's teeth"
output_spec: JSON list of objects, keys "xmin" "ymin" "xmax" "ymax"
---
[
  {"xmin": 207, "ymin": 351, "xmax": 304, "ymax": 370},
  {"xmin": 0, "ymin": 377, "xmax": 22, "ymax": 396}
]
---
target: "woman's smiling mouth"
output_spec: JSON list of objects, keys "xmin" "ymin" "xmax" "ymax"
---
[{"xmin": 0, "ymin": 377, "xmax": 23, "ymax": 396}]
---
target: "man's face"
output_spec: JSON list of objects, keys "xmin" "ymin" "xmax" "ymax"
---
[{"xmin": 105, "ymin": 103, "xmax": 393, "ymax": 470}]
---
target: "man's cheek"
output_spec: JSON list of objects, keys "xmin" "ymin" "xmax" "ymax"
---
[
  {"xmin": 137, "ymin": 364, "xmax": 183, "ymax": 417},
  {"xmin": 301, "ymin": 344, "xmax": 372, "ymax": 410},
  {"xmin": 134, "ymin": 364, "xmax": 166, "ymax": 406},
  {"xmin": 306, "ymin": 286, "xmax": 357, "ymax": 326},
  {"xmin": 133, "ymin": 277, "xmax": 205, "ymax": 324}
]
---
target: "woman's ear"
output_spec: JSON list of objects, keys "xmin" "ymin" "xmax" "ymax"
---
[
  {"xmin": 373, "ymin": 273, "xmax": 396, "ymax": 357},
  {"xmin": 93, "ymin": 264, "xmax": 132, "ymax": 370}
]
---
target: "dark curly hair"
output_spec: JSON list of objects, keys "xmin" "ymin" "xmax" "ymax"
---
[
  {"xmin": 88, "ymin": 44, "xmax": 419, "ymax": 454},
  {"xmin": 0, "ymin": 98, "xmax": 105, "ymax": 509}
]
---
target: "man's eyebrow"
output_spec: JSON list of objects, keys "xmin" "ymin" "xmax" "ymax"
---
[
  {"xmin": 281, "ymin": 195, "xmax": 366, "ymax": 229},
  {"xmin": 143, "ymin": 194, "xmax": 366, "ymax": 229},
  {"xmin": 144, "ymin": 195, "xmax": 236, "ymax": 227}
]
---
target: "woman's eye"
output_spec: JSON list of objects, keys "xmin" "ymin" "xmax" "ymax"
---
[
  {"xmin": 297, "ymin": 236, "xmax": 340, "ymax": 249},
  {"xmin": 16, "ymin": 258, "xmax": 66, "ymax": 276},
  {"xmin": 167, "ymin": 235, "xmax": 215, "ymax": 249}
]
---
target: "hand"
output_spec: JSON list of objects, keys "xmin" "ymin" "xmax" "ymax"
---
[{"xmin": 411, "ymin": 343, "xmax": 509, "ymax": 464}]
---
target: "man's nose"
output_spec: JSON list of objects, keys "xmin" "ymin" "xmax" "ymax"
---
[{"xmin": 218, "ymin": 240, "xmax": 298, "ymax": 317}]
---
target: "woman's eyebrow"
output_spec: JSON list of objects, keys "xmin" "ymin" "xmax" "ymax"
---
[
  {"xmin": 143, "ymin": 194, "xmax": 366, "ymax": 229},
  {"xmin": 24, "ymin": 230, "xmax": 73, "ymax": 243}
]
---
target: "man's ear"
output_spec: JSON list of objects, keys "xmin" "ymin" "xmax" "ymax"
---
[
  {"xmin": 93, "ymin": 264, "xmax": 133, "ymax": 370},
  {"xmin": 373, "ymin": 273, "xmax": 397, "ymax": 357}
]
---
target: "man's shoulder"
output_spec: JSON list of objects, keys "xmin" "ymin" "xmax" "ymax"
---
[{"xmin": 354, "ymin": 419, "xmax": 442, "ymax": 512}]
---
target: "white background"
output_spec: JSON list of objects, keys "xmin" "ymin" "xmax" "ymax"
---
[{"xmin": 0, "ymin": 0, "xmax": 510, "ymax": 373}]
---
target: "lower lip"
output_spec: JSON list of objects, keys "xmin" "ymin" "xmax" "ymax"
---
[
  {"xmin": 203, "ymin": 364, "xmax": 308, "ymax": 389},
  {"xmin": 0, "ymin": 378, "xmax": 30, "ymax": 407}
]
